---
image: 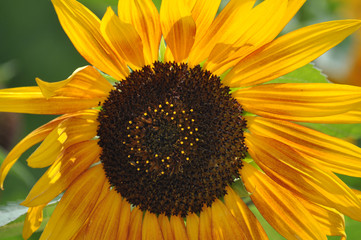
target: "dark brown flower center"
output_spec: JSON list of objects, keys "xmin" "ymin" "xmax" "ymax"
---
[{"xmin": 97, "ymin": 62, "xmax": 247, "ymax": 216}]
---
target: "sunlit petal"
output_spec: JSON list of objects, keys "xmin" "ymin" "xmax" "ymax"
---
[
  {"xmin": 51, "ymin": 0, "xmax": 128, "ymax": 79},
  {"xmin": 40, "ymin": 165, "xmax": 108, "ymax": 240},
  {"xmin": 224, "ymin": 20, "xmax": 361, "ymax": 87},
  {"xmin": 242, "ymin": 162, "xmax": 327, "ymax": 240},
  {"xmin": 245, "ymin": 132, "xmax": 361, "ymax": 222},
  {"xmin": 234, "ymin": 83, "xmax": 361, "ymax": 123},
  {"xmin": 118, "ymin": 0, "xmax": 161, "ymax": 64},
  {"xmin": 160, "ymin": 0, "xmax": 196, "ymax": 62},
  {"xmin": 101, "ymin": 7, "xmax": 145, "ymax": 70},
  {"xmin": 246, "ymin": 116, "xmax": 361, "ymax": 177}
]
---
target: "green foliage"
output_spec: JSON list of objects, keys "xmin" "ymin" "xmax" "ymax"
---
[
  {"xmin": 158, "ymin": 37, "xmax": 166, "ymax": 62},
  {"xmin": 231, "ymin": 179, "xmax": 249, "ymax": 198},
  {"xmin": 0, "ymin": 203, "xmax": 57, "ymax": 240},
  {"xmin": 268, "ymin": 63, "xmax": 328, "ymax": 84},
  {"xmin": 0, "ymin": 202, "xmax": 28, "ymax": 228},
  {"xmin": 302, "ymin": 122, "xmax": 361, "ymax": 139}
]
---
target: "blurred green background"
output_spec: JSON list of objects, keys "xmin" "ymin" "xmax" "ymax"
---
[{"xmin": 0, "ymin": 0, "xmax": 361, "ymax": 239}]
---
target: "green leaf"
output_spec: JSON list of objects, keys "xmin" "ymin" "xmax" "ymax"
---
[
  {"xmin": 158, "ymin": 37, "xmax": 166, "ymax": 63},
  {"xmin": 0, "ymin": 202, "xmax": 28, "ymax": 227},
  {"xmin": 268, "ymin": 63, "xmax": 329, "ymax": 84},
  {"xmin": 230, "ymin": 63, "xmax": 328, "ymax": 93},
  {"xmin": 99, "ymin": 71, "xmax": 118, "ymax": 83},
  {"xmin": 152, "ymin": 0, "xmax": 162, "ymax": 11},
  {"xmin": 231, "ymin": 179, "xmax": 249, "ymax": 198},
  {"xmin": 301, "ymin": 122, "xmax": 361, "ymax": 139},
  {"xmin": 0, "ymin": 61, "xmax": 17, "ymax": 85},
  {"xmin": 0, "ymin": 201, "xmax": 58, "ymax": 240}
]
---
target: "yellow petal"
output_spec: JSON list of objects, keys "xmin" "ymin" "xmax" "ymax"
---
[
  {"xmin": 22, "ymin": 204, "xmax": 47, "ymax": 240},
  {"xmin": 245, "ymin": 133, "xmax": 361, "ymax": 222},
  {"xmin": 164, "ymin": 47, "xmax": 175, "ymax": 62},
  {"xmin": 300, "ymin": 110, "xmax": 361, "ymax": 123},
  {"xmin": 190, "ymin": 0, "xmax": 221, "ymax": 44},
  {"xmin": 352, "ymin": 188, "xmax": 361, "ymax": 200},
  {"xmin": 188, "ymin": 0, "xmax": 256, "ymax": 66},
  {"xmin": 36, "ymin": 66, "xmax": 113, "ymax": 99},
  {"xmin": 186, "ymin": 213, "xmax": 199, "ymax": 240},
  {"xmin": 128, "ymin": 206, "xmax": 143, "ymax": 240},
  {"xmin": 199, "ymin": 205, "xmax": 212, "ymax": 240},
  {"xmin": 40, "ymin": 165, "xmax": 108, "ymax": 240},
  {"xmin": 22, "ymin": 140, "xmax": 100, "ymax": 207},
  {"xmin": 142, "ymin": 211, "xmax": 164, "ymax": 240},
  {"xmin": 118, "ymin": 0, "xmax": 161, "ymax": 64},
  {"xmin": 160, "ymin": 0, "xmax": 196, "ymax": 62},
  {"xmin": 246, "ymin": 116, "xmax": 361, "ymax": 177},
  {"xmin": 224, "ymin": 20, "xmax": 361, "ymax": 87},
  {"xmin": 211, "ymin": 198, "xmax": 247, "ymax": 239},
  {"xmin": 0, "ymin": 114, "xmax": 66, "ymax": 189},
  {"xmin": 101, "ymin": 7, "xmax": 145, "ymax": 70},
  {"xmin": 205, "ymin": 0, "xmax": 288, "ymax": 75},
  {"xmin": 0, "ymin": 86, "xmax": 102, "ymax": 114},
  {"xmin": 68, "ymin": 180, "xmax": 112, "ymax": 240},
  {"xmin": 276, "ymin": 0, "xmax": 307, "ymax": 34},
  {"xmin": 118, "ymin": 198, "xmax": 131, "ymax": 239},
  {"xmin": 241, "ymin": 162, "xmax": 327, "ymax": 240},
  {"xmin": 224, "ymin": 186, "xmax": 268, "ymax": 240},
  {"xmin": 51, "ymin": 0, "xmax": 128, "ymax": 80},
  {"xmin": 234, "ymin": 83, "xmax": 361, "ymax": 123},
  {"xmin": 170, "ymin": 215, "xmax": 188, "ymax": 240},
  {"xmin": 158, "ymin": 214, "xmax": 174, "ymax": 240},
  {"xmin": 297, "ymin": 198, "xmax": 346, "ymax": 238},
  {"xmin": 27, "ymin": 111, "xmax": 98, "ymax": 168},
  {"xmin": 83, "ymin": 190, "xmax": 122, "ymax": 240}
]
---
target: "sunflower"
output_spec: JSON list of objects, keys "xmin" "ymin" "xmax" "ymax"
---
[{"xmin": 1, "ymin": 0, "xmax": 361, "ymax": 239}]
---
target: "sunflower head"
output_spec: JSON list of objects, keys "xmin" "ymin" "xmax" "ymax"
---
[{"xmin": 97, "ymin": 61, "xmax": 247, "ymax": 216}]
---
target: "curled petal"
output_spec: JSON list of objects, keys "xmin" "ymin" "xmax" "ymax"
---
[
  {"xmin": 22, "ymin": 140, "xmax": 101, "ymax": 207},
  {"xmin": 0, "ymin": 87, "xmax": 103, "ymax": 115},
  {"xmin": 22, "ymin": 204, "xmax": 47, "ymax": 240},
  {"xmin": 36, "ymin": 66, "xmax": 113, "ymax": 99},
  {"xmin": 0, "ymin": 111, "xmax": 88, "ymax": 189},
  {"xmin": 27, "ymin": 111, "xmax": 98, "ymax": 168}
]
